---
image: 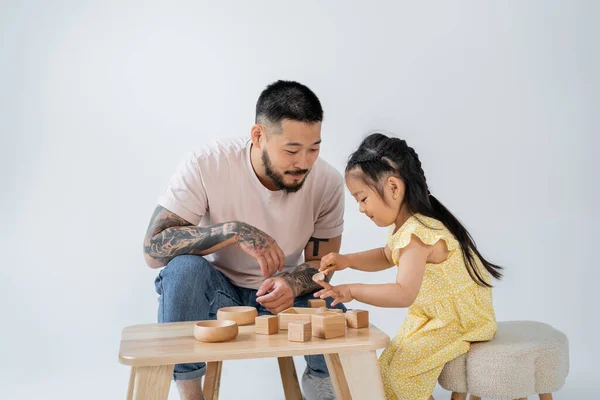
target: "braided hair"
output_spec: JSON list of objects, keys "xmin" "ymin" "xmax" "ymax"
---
[{"xmin": 346, "ymin": 133, "xmax": 503, "ymax": 287}]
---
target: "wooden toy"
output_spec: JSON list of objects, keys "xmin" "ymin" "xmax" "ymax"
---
[
  {"xmin": 346, "ymin": 309, "xmax": 369, "ymax": 328},
  {"xmin": 308, "ymin": 299, "xmax": 326, "ymax": 308},
  {"xmin": 255, "ymin": 315, "xmax": 278, "ymax": 335},
  {"xmin": 193, "ymin": 320, "xmax": 238, "ymax": 343},
  {"xmin": 311, "ymin": 311, "xmax": 346, "ymax": 339},
  {"xmin": 312, "ymin": 272, "xmax": 326, "ymax": 282},
  {"xmin": 278, "ymin": 307, "xmax": 321, "ymax": 330},
  {"xmin": 317, "ymin": 306, "xmax": 344, "ymax": 314},
  {"xmin": 217, "ymin": 306, "xmax": 258, "ymax": 326},
  {"xmin": 288, "ymin": 321, "xmax": 312, "ymax": 342}
]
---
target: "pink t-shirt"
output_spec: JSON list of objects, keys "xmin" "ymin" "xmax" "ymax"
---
[{"xmin": 158, "ymin": 137, "xmax": 345, "ymax": 289}]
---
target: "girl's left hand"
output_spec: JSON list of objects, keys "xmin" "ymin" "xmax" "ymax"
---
[{"xmin": 314, "ymin": 281, "xmax": 353, "ymax": 306}]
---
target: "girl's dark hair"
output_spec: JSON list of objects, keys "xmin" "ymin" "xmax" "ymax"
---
[{"xmin": 346, "ymin": 133, "xmax": 503, "ymax": 287}]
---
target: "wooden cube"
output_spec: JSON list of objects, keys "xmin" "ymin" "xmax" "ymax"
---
[
  {"xmin": 311, "ymin": 312, "xmax": 346, "ymax": 339},
  {"xmin": 255, "ymin": 315, "xmax": 278, "ymax": 335},
  {"xmin": 308, "ymin": 299, "xmax": 326, "ymax": 308},
  {"xmin": 346, "ymin": 309, "xmax": 369, "ymax": 329},
  {"xmin": 288, "ymin": 322, "xmax": 312, "ymax": 342},
  {"xmin": 317, "ymin": 306, "xmax": 344, "ymax": 314},
  {"xmin": 278, "ymin": 307, "xmax": 320, "ymax": 330}
]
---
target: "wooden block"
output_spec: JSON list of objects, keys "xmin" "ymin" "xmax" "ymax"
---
[
  {"xmin": 278, "ymin": 307, "xmax": 320, "ymax": 330},
  {"xmin": 317, "ymin": 306, "xmax": 344, "ymax": 314},
  {"xmin": 311, "ymin": 312, "xmax": 346, "ymax": 339},
  {"xmin": 255, "ymin": 315, "xmax": 278, "ymax": 335},
  {"xmin": 346, "ymin": 309, "xmax": 369, "ymax": 329},
  {"xmin": 308, "ymin": 299, "xmax": 326, "ymax": 308},
  {"xmin": 288, "ymin": 322, "xmax": 312, "ymax": 342}
]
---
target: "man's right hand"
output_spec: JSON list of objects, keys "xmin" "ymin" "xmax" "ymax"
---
[{"xmin": 235, "ymin": 222, "xmax": 284, "ymax": 278}]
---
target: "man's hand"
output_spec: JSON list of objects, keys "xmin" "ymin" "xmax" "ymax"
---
[
  {"xmin": 236, "ymin": 222, "xmax": 285, "ymax": 278},
  {"xmin": 314, "ymin": 280, "xmax": 354, "ymax": 307},
  {"xmin": 255, "ymin": 277, "xmax": 295, "ymax": 314}
]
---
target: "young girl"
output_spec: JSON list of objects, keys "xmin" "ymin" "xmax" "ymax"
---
[{"xmin": 314, "ymin": 133, "xmax": 502, "ymax": 400}]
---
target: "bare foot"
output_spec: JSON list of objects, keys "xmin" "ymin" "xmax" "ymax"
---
[{"xmin": 176, "ymin": 379, "xmax": 205, "ymax": 400}]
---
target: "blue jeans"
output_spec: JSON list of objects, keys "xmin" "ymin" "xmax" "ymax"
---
[{"xmin": 155, "ymin": 254, "xmax": 347, "ymax": 380}]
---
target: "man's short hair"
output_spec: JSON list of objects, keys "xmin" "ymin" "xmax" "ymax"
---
[{"xmin": 255, "ymin": 80, "xmax": 323, "ymax": 126}]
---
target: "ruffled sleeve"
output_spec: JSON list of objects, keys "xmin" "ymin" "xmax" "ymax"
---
[{"xmin": 387, "ymin": 215, "xmax": 459, "ymax": 265}]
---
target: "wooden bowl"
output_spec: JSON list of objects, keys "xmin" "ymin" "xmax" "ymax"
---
[
  {"xmin": 194, "ymin": 320, "xmax": 238, "ymax": 343},
  {"xmin": 217, "ymin": 306, "xmax": 258, "ymax": 326}
]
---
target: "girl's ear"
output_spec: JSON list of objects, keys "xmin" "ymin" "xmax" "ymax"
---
[
  {"xmin": 387, "ymin": 176, "xmax": 404, "ymax": 200},
  {"xmin": 387, "ymin": 176, "xmax": 398, "ymax": 199}
]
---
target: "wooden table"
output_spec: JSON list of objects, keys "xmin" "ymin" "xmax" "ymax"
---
[{"xmin": 119, "ymin": 321, "xmax": 390, "ymax": 400}]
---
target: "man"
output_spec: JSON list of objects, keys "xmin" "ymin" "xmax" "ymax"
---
[{"xmin": 143, "ymin": 80, "xmax": 345, "ymax": 400}]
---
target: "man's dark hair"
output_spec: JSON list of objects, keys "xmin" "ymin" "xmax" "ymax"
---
[{"xmin": 255, "ymin": 80, "xmax": 323, "ymax": 126}]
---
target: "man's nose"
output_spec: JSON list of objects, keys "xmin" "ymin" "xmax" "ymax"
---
[{"xmin": 294, "ymin": 152, "xmax": 311, "ymax": 171}]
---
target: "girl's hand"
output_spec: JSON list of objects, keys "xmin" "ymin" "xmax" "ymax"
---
[
  {"xmin": 319, "ymin": 253, "xmax": 351, "ymax": 275},
  {"xmin": 314, "ymin": 281, "xmax": 353, "ymax": 307}
]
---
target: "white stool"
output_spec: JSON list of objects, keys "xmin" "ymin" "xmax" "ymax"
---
[{"xmin": 439, "ymin": 321, "xmax": 569, "ymax": 400}]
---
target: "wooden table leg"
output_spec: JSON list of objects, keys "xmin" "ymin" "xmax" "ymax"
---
[
  {"xmin": 539, "ymin": 395, "xmax": 553, "ymax": 400},
  {"xmin": 339, "ymin": 351, "xmax": 386, "ymax": 400},
  {"xmin": 126, "ymin": 367, "xmax": 136, "ymax": 400},
  {"xmin": 469, "ymin": 396, "xmax": 481, "ymax": 400},
  {"xmin": 324, "ymin": 354, "xmax": 352, "ymax": 400},
  {"xmin": 129, "ymin": 365, "xmax": 173, "ymax": 400},
  {"xmin": 203, "ymin": 361, "xmax": 223, "ymax": 400},
  {"xmin": 277, "ymin": 356, "xmax": 303, "ymax": 400}
]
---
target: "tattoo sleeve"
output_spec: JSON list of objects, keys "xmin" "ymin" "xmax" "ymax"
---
[
  {"xmin": 143, "ymin": 206, "xmax": 239, "ymax": 265},
  {"xmin": 279, "ymin": 262, "xmax": 331, "ymax": 297},
  {"xmin": 308, "ymin": 237, "xmax": 329, "ymax": 257}
]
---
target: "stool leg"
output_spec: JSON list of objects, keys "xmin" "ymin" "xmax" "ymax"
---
[
  {"xmin": 539, "ymin": 395, "xmax": 553, "ymax": 400},
  {"xmin": 469, "ymin": 396, "xmax": 481, "ymax": 400},
  {"xmin": 277, "ymin": 357, "xmax": 303, "ymax": 400},
  {"xmin": 203, "ymin": 361, "xmax": 223, "ymax": 400},
  {"xmin": 451, "ymin": 393, "xmax": 467, "ymax": 400}
]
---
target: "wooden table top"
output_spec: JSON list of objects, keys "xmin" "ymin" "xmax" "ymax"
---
[{"xmin": 119, "ymin": 322, "xmax": 390, "ymax": 367}]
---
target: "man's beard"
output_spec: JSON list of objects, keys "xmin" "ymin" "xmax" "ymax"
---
[{"xmin": 262, "ymin": 150, "xmax": 310, "ymax": 193}]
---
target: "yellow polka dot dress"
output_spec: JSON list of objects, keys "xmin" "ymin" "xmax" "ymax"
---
[{"xmin": 378, "ymin": 214, "xmax": 497, "ymax": 400}]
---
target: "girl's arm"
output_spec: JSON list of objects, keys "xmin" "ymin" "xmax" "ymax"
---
[
  {"xmin": 320, "ymin": 246, "xmax": 395, "ymax": 274},
  {"xmin": 347, "ymin": 247, "xmax": 395, "ymax": 272},
  {"xmin": 316, "ymin": 235, "xmax": 431, "ymax": 308}
]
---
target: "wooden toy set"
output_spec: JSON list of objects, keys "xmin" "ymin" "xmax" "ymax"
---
[{"xmin": 192, "ymin": 305, "xmax": 369, "ymax": 343}]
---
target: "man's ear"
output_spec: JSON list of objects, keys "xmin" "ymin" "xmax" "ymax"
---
[{"xmin": 250, "ymin": 124, "xmax": 264, "ymax": 149}]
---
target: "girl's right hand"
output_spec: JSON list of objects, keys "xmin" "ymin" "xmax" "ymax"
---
[{"xmin": 319, "ymin": 253, "xmax": 351, "ymax": 275}]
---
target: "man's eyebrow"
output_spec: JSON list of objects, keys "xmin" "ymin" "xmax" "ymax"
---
[{"xmin": 284, "ymin": 140, "xmax": 322, "ymax": 147}]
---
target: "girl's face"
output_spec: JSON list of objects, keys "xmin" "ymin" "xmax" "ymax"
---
[{"xmin": 345, "ymin": 172, "xmax": 405, "ymax": 227}]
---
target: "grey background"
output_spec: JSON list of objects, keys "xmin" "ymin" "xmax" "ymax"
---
[{"xmin": 1, "ymin": 1, "xmax": 597, "ymax": 398}]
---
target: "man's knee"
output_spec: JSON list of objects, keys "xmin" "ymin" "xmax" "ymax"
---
[{"xmin": 157, "ymin": 255, "xmax": 214, "ymax": 294}]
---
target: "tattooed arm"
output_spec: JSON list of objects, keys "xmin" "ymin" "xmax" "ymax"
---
[
  {"xmin": 143, "ymin": 205, "xmax": 285, "ymax": 277},
  {"xmin": 280, "ymin": 235, "xmax": 342, "ymax": 297},
  {"xmin": 255, "ymin": 235, "xmax": 342, "ymax": 314}
]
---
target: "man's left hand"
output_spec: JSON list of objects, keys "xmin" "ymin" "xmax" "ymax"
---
[{"xmin": 256, "ymin": 277, "xmax": 295, "ymax": 314}]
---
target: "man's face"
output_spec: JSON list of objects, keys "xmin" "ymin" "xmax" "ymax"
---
[{"xmin": 261, "ymin": 119, "xmax": 322, "ymax": 193}]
